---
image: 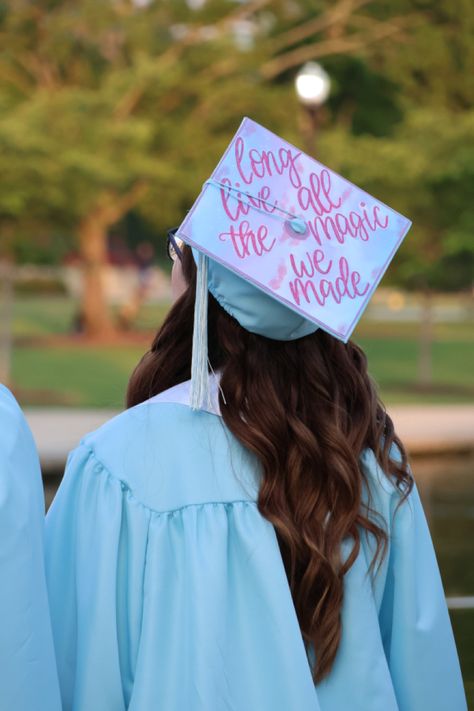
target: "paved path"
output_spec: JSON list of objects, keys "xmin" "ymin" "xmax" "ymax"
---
[
  {"xmin": 25, "ymin": 404, "xmax": 474, "ymax": 472},
  {"xmin": 388, "ymin": 404, "xmax": 474, "ymax": 457},
  {"xmin": 26, "ymin": 408, "xmax": 116, "ymax": 472}
]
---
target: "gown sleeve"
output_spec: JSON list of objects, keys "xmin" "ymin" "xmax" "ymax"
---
[
  {"xmin": 44, "ymin": 441, "xmax": 150, "ymax": 711},
  {"xmin": 378, "ymin": 476, "xmax": 468, "ymax": 710},
  {"xmin": 0, "ymin": 385, "xmax": 61, "ymax": 711}
]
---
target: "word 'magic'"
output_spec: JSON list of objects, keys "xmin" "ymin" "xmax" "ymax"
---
[{"xmin": 177, "ymin": 117, "xmax": 412, "ymax": 342}]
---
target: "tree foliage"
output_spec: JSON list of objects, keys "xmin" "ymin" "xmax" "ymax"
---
[{"xmin": 0, "ymin": 0, "xmax": 471, "ymax": 302}]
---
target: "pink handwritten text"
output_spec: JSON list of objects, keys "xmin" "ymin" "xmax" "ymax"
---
[
  {"xmin": 218, "ymin": 178, "xmax": 276, "ymax": 222},
  {"xmin": 289, "ymin": 249, "xmax": 332, "ymax": 278},
  {"xmin": 219, "ymin": 221, "xmax": 276, "ymax": 259},
  {"xmin": 235, "ymin": 137, "xmax": 302, "ymax": 189},
  {"xmin": 288, "ymin": 255, "xmax": 370, "ymax": 306},
  {"xmin": 307, "ymin": 202, "xmax": 389, "ymax": 246},
  {"xmin": 297, "ymin": 169, "xmax": 342, "ymax": 216}
]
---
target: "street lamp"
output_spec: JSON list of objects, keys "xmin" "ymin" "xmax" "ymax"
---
[{"xmin": 295, "ymin": 62, "xmax": 331, "ymax": 156}]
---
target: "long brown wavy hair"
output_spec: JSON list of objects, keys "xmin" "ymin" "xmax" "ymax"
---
[{"xmin": 127, "ymin": 244, "xmax": 414, "ymax": 684}]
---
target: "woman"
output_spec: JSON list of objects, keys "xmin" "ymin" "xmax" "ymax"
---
[
  {"xmin": 44, "ymin": 239, "xmax": 467, "ymax": 710},
  {"xmin": 0, "ymin": 385, "xmax": 61, "ymax": 711}
]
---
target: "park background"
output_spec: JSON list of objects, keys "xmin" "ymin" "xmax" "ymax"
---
[{"xmin": 0, "ymin": 0, "xmax": 472, "ymax": 705}]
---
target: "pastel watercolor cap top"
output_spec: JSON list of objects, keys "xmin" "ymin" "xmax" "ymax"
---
[
  {"xmin": 191, "ymin": 247, "xmax": 319, "ymax": 341},
  {"xmin": 176, "ymin": 116, "xmax": 412, "ymax": 409}
]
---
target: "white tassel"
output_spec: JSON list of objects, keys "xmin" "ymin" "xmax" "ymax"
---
[{"xmin": 190, "ymin": 252, "xmax": 211, "ymax": 411}]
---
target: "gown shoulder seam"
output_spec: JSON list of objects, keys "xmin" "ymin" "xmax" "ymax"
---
[{"xmin": 77, "ymin": 441, "xmax": 257, "ymax": 517}]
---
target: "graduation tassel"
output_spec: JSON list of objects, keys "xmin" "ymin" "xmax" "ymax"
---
[{"xmin": 190, "ymin": 251, "xmax": 211, "ymax": 411}]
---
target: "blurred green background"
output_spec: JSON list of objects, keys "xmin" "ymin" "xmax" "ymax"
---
[
  {"xmin": 8, "ymin": 294, "xmax": 474, "ymax": 408},
  {"xmin": 0, "ymin": 0, "xmax": 472, "ymax": 408}
]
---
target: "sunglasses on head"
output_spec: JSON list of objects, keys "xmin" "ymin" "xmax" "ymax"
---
[{"xmin": 166, "ymin": 228, "xmax": 185, "ymax": 263}]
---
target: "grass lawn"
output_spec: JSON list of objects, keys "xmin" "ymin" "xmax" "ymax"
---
[
  {"xmin": 12, "ymin": 344, "xmax": 144, "ymax": 408},
  {"xmin": 355, "ymin": 321, "xmax": 474, "ymax": 404},
  {"xmin": 8, "ymin": 295, "xmax": 474, "ymax": 408}
]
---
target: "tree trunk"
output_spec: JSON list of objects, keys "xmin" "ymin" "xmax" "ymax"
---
[
  {"xmin": 0, "ymin": 259, "xmax": 14, "ymax": 385},
  {"xmin": 76, "ymin": 184, "xmax": 148, "ymax": 337},
  {"xmin": 418, "ymin": 288, "xmax": 433, "ymax": 388},
  {"xmin": 77, "ymin": 217, "xmax": 115, "ymax": 338}
]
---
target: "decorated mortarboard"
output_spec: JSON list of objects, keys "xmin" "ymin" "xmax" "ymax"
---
[{"xmin": 176, "ymin": 117, "xmax": 411, "ymax": 409}]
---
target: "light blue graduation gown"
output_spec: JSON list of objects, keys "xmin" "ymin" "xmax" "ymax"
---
[
  {"xmin": 0, "ymin": 385, "xmax": 61, "ymax": 711},
  {"xmin": 44, "ymin": 375, "xmax": 467, "ymax": 710}
]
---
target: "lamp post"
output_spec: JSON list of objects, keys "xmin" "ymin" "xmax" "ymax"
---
[{"xmin": 295, "ymin": 62, "xmax": 331, "ymax": 157}]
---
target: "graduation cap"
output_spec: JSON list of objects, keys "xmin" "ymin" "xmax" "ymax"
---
[{"xmin": 176, "ymin": 117, "xmax": 412, "ymax": 410}]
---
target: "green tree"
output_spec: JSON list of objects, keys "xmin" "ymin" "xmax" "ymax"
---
[{"xmin": 0, "ymin": 0, "xmax": 417, "ymax": 335}]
